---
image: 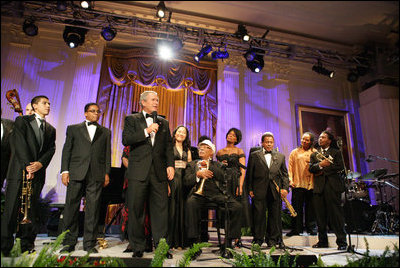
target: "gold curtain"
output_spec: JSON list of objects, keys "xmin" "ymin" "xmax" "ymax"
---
[{"xmin": 97, "ymin": 47, "xmax": 217, "ymax": 167}]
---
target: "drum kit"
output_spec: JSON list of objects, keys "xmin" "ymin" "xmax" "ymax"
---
[{"xmin": 344, "ymin": 169, "xmax": 399, "ymax": 234}]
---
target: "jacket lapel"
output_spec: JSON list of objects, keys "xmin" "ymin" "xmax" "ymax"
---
[
  {"xmin": 92, "ymin": 125, "xmax": 103, "ymax": 144},
  {"xmin": 29, "ymin": 116, "xmax": 40, "ymax": 151},
  {"xmin": 139, "ymin": 113, "xmax": 152, "ymax": 146},
  {"xmin": 269, "ymin": 152, "xmax": 279, "ymax": 172},
  {"xmin": 256, "ymin": 150, "xmax": 268, "ymax": 169},
  {"xmin": 80, "ymin": 122, "xmax": 91, "ymax": 143}
]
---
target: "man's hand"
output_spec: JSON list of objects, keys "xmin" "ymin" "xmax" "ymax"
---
[
  {"xmin": 26, "ymin": 162, "xmax": 43, "ymax": 173},
  {"xmin": 168, "ymin": 184, "xmax": 171, "ymax": 197},
  {"xmin": 280, "ymin": 189, "xmax": 288, "ymax": 199},
  {"xmin": 196, "ymin": 169, "xmax": 213, "ymax": 179},
  {"xmin": 26, "ymin": 172, "xmax": 34, "ymax": 180},
  {"xmin": 319, "ymin": 159, "xmax": 331, "ymax": 168},
  {"xmin": 167, "ymin": 167, "xmax": 175, "ymax": 181},
  {"xmin": 103, "ymin": 174, "xmax": 110, "ymax": 187},
  {"xmin": 62, "ymin": 173, "xmax": 70, "ymax": 186},
  {"xmin": 146, "ymin": 123, "xmax": 159, "ymax": 135},
  {"xmin": 249, "ymin": 191, "xmax": 255, "ymax": 198}
]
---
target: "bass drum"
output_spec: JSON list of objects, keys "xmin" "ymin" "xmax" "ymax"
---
[{"xmin": 344, "ymin": 200, "xmax": 375, "ymax": 233}]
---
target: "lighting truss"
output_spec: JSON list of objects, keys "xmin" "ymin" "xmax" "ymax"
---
[{"xmin": 1, "ymin": 1, "xmax": 371, "ymax": 70}]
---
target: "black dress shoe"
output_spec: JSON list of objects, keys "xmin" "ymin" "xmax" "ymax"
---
[
  {"xmin": 132, "ymin": 251, "xmax": 143, "ymax": 258},
  {"xmin": 85, "ymin": 247, "xmax": 98, "ymax": 254},
  {"xmin": 337, "ymin": 245, "xmax": 347, "ymax": 250},
  {"xmin": 307, "ymin": 230, "xmax": 317, "ymax": 235},
  {"xmin": 60, "ymin": 245, "xmax": 75, "ymax": 253},
  {"xmin": 286, "ymin": 230, "xmax": 300, "ymax": 237},
  {"xmin": 312, "ymin": 243, "xmax": 329, "ymax": 248},
  {"xmin": 277, "ymin": 242, "xmax": 286, "ymax": 249},
  {"xmin": 166, "ymin": 251, "xmax": 173, "ymax": 259},
  {"xmin": 123, "ymin": 245, "xmax": 133, "ymax": 253}
]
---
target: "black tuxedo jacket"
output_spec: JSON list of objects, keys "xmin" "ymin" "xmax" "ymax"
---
[
  {"xmin": 61, "ymin": 122, "xmax": 111, "ymax": 182},
  {"xmin": 183, "ymin": 160, "xmax": 226, "ymax": 197},
  {"xmin": 7, "ymin": 114, "xmax": 56, "ymax": 182},
  {"xmin": 122, "ymin": 112, "xmax": 174, "ymax": 182},
  {"xmin": 246, "ymin": 149, "xmax": 289, "ymax": 200},
  {"xmin": 1, "ymin": 118, "xmax": 14, "ymax": 182},
  {"xmin": 309, "ymin": 147, "xmax": 345, "ymax": 194}
]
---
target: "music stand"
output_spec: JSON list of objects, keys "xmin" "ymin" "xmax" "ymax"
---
[{"xmin": 320, "ymin": 138, "xmax": 363, "ymax": 257}]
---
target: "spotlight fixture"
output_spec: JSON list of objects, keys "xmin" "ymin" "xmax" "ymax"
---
[
  {"xmin": 63, "ymin": 26, "xmax": 87, "ymax": 48},
  {"xmin": 156, "ymin": 1, "xmax": 167, "ymax": 18},
  {"xmin": 101, "ymin": 26, "xmax": 116, "ymax": 41},
  {"xmin": 312, "ymin": 61, "xmax": 335, "ymax": 78},
  {"xmin": 211, "ymin": 47, "xmax": 229, "ymax": 60},
  {"xmin": 194, "ymin": 44, "xmax": 212, "ymax": 63},
  {"xmin": 80, "ymin": 1, "xmax": 92, "ymax": 9},
  {"xmin": 56, "ymin": 1, "xmax": 67, "ymax": 11},
  {"xmin": 156, "ymin": 36, "xmax": 183, "ymax": 60},
  {"xmin": 244, "ymin": 48, "xmax": 264, "ymax": 73},
  {"xmin": 23, "ymin": 19, "xmax": 38, "ymax": 36},
  {"xmin": 236, "ymin": 24, "xmax": 250, "ymax": 42}
]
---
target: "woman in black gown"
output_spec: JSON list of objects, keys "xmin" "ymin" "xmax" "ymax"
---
[
  {"xmin": 167, "ymin": 125, "xmax": 192, "ymax": 249},
  {"xmin": 216, "ymin": 128, "xmax": 251, "ymax": 248}
]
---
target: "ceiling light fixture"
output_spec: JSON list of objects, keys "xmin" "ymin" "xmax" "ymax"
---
[
  {"xmin": 63, "ymin": 26, "xmax": 88, "ymax": 48},
  {"xmin": 211, "ymin": 44, "xmax": 229, "ymax": 60},
  {"xmin": 156, "ymin": 1, "xmax": 167, "ymax": 19},
  {"xmin": 245, "ymin": 48, "xmax": 264, "ymax": 73},
  {"xmin": 56, "ymin": 1, "xmax": 67, "ymax": 11},
  {"xmin": 312, "ymin": 60, "xmax": 335, "ymax": 78},
  {"xmin": 80, "ymin": 1, "xmax": 91, "ymax": 9},
  {"xmin": 23, "ymin": 19, "xmax": 38, "ymax": 36},
  {"xmin": 101, "ymin": 26, "xmax": 117, "ymax": 41},
  {"xmin": 194, "ymin": 44, "xmax": 212, "ymax": 63},
  {"xmin": 236, "ymin": 24, "xmax": 250, "ymax": 42}
]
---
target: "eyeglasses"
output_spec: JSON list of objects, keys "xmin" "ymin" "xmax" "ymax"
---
[{"xmin": 88, "ymin": 110, "xmax": 102, "ymax": 114}]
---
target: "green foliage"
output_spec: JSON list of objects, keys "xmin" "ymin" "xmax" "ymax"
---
[
  {"xmin": 176, "ymin": 242, "xmax": 211, "ymax": 267},
  {"xmin": 150, "ymin": 238, "xmax": 169, "ymax": 267},
  {"xmin": 343, "ymin": 238, "xmax": 399, "ymax": 267},
  {"xmin": 1, "ymin": 230, "xmax": 126, "ymax": 267}
]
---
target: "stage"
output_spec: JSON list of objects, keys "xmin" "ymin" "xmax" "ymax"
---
[{"xmin": 16, "ymin": 229, "xmax": 399, "ymax": 267}]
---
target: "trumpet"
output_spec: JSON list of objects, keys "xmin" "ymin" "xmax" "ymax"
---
[
  {"xmin": 194, "ymin": 160, "xmax": 209, "ymax": 196},
  {"xmin": 272, "ymin": 180, "xmax": 297, "ymax": 217},
  {"xmin": 315, "ymin": 150, "xmax": 334, "ymax": 164},
  {"xmin": 20, "ymin": 170, "xmax": 32, "ymax": 224}
]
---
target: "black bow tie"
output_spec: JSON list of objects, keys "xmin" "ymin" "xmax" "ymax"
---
[
  {"xmin": 87, "ymin": 121, "xmax": 97, "ymax": 126},
  {"xmin": 264, "ymin": 151, "xmax": 272, "ymax": 154},
  {"xmin": 145, "ymin": 113, "xmax": 153, "ymax": 118}
]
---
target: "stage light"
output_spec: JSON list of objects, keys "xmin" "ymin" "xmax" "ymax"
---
[
  {"xmin": 347, "ymin": 71, "xmax": 358, "ymax": 83},
  {"xmin": 80, "ymin": 1, "xmax": 90, "ymax": 9},
  {"xmin": 211, "ymin": 48, "xmax": 229, "ymax": 60},
  {"xmin": 156, "ymin": 1, "xmax": 166, "ymax": 18},
  {"xmin": 56, "ymin": 1, "xmax": 67, "ymax": 11},
  {"xmin": 194, "ymin": 44, "xmax": 212, "ymax": 62},
  {"xmin": 245, "ymin": 48, "xmax": 264, "ymax": 73},
  {"xmin": 101, "ymin": 26, "xmax": 116, "ymax": 41},
  {"xmin": 23, "ymin": 19, "xmax": 38, "ymax": 36},
  {"xmin": 312, "ymin": 61, "xmax": 335, "ymax": 78},
  {"xmin": 63, "ymin": 26, "xmax": 87, "ymax": 48},
  {"xmin": 236, "ymin": 24, "xmax": 250, "ymax": 42}
]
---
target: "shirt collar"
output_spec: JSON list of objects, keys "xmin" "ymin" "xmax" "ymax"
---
[{"xmin": 34, "ymin": 113, "xmax": 45, "ymax": 120}]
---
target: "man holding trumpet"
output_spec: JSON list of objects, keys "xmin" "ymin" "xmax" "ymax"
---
[
  {"xmin": 184, "ymin": 139, "xmax": 242, "ymax": 259},
  {"xmin": 309, "ymin": 130, "xmax": 347, "ymax": 250}
]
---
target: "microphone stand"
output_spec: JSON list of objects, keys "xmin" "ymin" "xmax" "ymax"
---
[
  {"xmin": 367, "ymin": 155, "xmax": 399, "ymax": 164},
  {"xmin": 321, "ymin": 138, "xmax": 363, "ymax": 257}
]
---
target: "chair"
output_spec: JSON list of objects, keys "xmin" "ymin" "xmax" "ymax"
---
[{"xmin": 199, "ymin": 202, "xmax": 223, "ymax": 247}]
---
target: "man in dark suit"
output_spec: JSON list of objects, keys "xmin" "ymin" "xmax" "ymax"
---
[
  {"xmin": 1, "ymin": 95, "xmax": 56, "ymax": 256},
  {"xmin": 1, "ymin": 109, "xmax": 14, "ymax": 189},
  {"xmin": 309, "ymin": 130, "xmax": 347, "ymax": 250},
  {"xmin": 60, "ymin": 103, "xmax": 111, "ymax": 254},
  {"xmin": 247, "ymin": 132, "xmax": 289, "ymax": 248},
  {"xmin": 122, "ymin": 91, "xmax": 174, "ymax": 258},
  {"xmin": 184, "ymin": 139, "xmax": 242, "ymax": 259}
]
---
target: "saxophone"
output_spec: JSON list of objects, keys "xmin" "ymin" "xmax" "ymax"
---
[{"xmin": 272, "ymin": 180, "xmax": 297, "ymax": 217}]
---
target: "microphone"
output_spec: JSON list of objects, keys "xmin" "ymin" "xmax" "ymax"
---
[
  {"xmin": 365, "ymin": 155, "xmax": 374, "ymax": 162},
  {"xmin": 151, "ymin": 111, "xmax": 158, "ymax": 124}
]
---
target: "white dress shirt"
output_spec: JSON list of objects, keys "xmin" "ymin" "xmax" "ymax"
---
[
  {"xmin": 1, "ymin": 121, "xmax": 3, "ymax": 141},
  {"xmin": 263, "ymin": 148, "xmax": 272, "ymax": 168},
  {"xmin": 143, "ymin": 111, "xmax": 155, "ymax": 146},
  {"xmin": 34, "ymin": 113, "xmax": 45, "ymax": 130},
  {"xmin": 86, "ymin": 120, "xmax": 97, "ymax": 142}
]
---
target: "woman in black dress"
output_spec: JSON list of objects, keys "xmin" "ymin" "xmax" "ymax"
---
[
  {"xmin": 168, "ymin": 125, "xmax": 192, "ymax": 249},
  {"xmin": 216, "ymin": 128, "xmax": 251, "ymax": 248}
]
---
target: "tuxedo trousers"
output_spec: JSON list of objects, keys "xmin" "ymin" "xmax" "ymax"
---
[
  {"xmin": 127, "ymin": 165, "xmax": 168, "ymax": 252},
  {"xmin": 62, "ymin": 167, "xmax": 103, "ymax": 249}
]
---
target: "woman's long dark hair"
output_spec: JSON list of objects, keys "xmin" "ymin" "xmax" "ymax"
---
[{"xmin": 172, "ymin": 125, "xmax": 191, "ymax": 152}]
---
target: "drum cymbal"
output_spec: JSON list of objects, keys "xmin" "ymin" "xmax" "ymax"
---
[
  {"xmin": 360, "ymin": 168, "xmax": 388, "ymax": 180},
  {"xmin": 346, "ymin": 171, "xmax": 361, "ymax": 179}
]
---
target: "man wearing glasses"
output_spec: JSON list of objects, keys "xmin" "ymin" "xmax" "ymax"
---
[{"xmin": 60, "ymin": 103, "xmax": 111, "ymax": 254}]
